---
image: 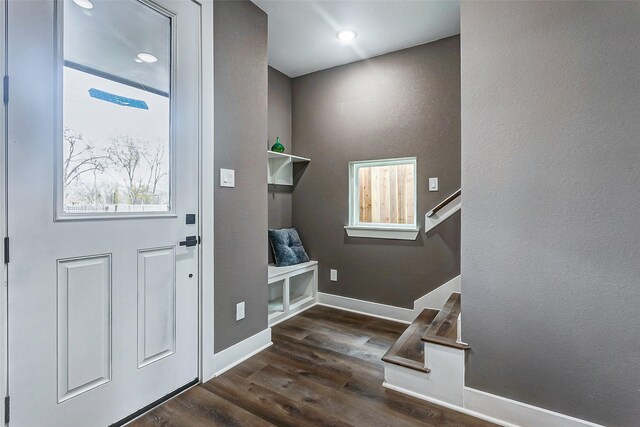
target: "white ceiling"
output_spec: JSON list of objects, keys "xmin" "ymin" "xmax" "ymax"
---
[{"xmin": 252, "ymin": 0, "xmax": 460, "ymax": 78}]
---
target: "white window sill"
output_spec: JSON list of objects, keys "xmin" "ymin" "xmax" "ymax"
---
[{"xmin": 344, "ymin": 226, "xmax": 419, "ymax": 241}]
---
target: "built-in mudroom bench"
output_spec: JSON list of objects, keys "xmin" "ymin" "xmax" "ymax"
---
[{"xmin": 268, "ymin": 261, "xmax": 318, "ymax": 326}]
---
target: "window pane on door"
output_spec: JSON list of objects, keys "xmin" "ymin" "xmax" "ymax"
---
[
  {"xmin": 62, "ymin": 0, "xmax": 172, "ymax": 214},
  {"xmin": 357, "ymin": 163, "xmax": 415, "ymax": 225}
]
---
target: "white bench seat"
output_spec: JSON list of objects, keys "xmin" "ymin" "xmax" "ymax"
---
[{"xmin": 268, "ymin": 260, "xmax": 318, "ymax": 280}]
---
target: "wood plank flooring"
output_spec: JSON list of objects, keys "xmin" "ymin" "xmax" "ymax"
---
[{"xmin": 129, "ymin": 306, "xmax": 496, "ymax": 427}]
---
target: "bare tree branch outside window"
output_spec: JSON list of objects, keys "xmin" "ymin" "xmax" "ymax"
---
[
  {"xmin": 63, "ymin": 129, "xmax": 169, "ymax": 212},
  {"xmin": 63, "ymin": 127, "xmax": 110, "ymax": 188}
]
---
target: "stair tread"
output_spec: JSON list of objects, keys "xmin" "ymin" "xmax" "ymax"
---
[
  {"xmin": 382, "ymin": 308, "xmax": 439, "ymax": 372},
  {"xmin": 421, "ymin": 292, "xmax": 469, "ymax": 350},
  {"xmin": 382, "ymin": 355, "xmax": 430, "ymax": 373}
]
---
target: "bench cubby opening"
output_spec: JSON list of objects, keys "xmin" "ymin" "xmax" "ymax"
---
[{"xmin": 267, "ymin": 261, "xmax": 318, "ymax": 326}]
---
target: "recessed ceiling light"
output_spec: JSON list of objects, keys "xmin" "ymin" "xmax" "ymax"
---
[
  {"xmin": 137, "ymin": 53, "xmax": 158, "ymax": 63},
  {"xmin": 337, "ymin": 30, "xmax": 357, "ymax": 43},
  {"xmin": 72, "ymin": 0, "xmax": 94, "ymax": 9},
  {"xmin": 134, "ymin": 58, "xmax": 143, "ymax": 63}
]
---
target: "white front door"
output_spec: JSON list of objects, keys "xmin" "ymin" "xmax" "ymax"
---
[{"xmin": 7, "ymin": 1, "xmax": 201, "ymax": 425}]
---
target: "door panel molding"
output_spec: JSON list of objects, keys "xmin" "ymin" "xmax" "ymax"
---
[
  {"xmin": 137, "ymin": 246, "xmax": 177, "ymax": 368},
  {"xmin": 57, "ymin": 254, "xmax": 112, "ymax": 403}
]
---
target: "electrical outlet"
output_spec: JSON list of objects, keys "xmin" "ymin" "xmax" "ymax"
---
[
  {"xmin": 236, "ymin": 301, "xmax": 245, "ymax": 321},
  {"xmin": 330, "ymin": 269, "xmax": 338, "ymax": 282}
]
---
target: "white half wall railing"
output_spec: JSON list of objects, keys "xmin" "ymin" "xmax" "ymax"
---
[
  {"xmin": 413, "ymin": 275, "xmax": 461, "ymax": 315},
  {"xmin": 425, "ymin": 188, "xmax": 461, "ymax": 234}
]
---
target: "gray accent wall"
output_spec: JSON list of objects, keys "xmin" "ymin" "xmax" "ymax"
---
[
  {"xmin": 461, "ymin": 2, "xmax": 640, "ymax": 426},
  {"xmin": 214, "ymin": 0, "xmax": 268, "ymax": 352},
  {"xmin": 292, "ymin": 37, "xmax": 461, "ymax": 308},
  {"xmin": 268, "ymin": 66, "xmax": 294, "ymax": 263},
  {"xmin": 268, "ymin": 66, "xmax": 292, "ymax": 152}
]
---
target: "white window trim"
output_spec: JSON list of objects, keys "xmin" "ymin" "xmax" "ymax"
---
[
  {"xmin": 345, "ymin": 157, "xmax": 419, "ymax": 241},
  {"xmin": 344, "ymin": 226, "xmax": 419, "ymax": 241}
]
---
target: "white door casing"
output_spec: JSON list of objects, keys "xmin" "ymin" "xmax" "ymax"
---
[
  {"xmin": 7, "ymin": 1, "xmax": 202, "ymax": 425},
  {"xmin": 0, "ymin": 1, "xmax": 7, "ymax": 424}
]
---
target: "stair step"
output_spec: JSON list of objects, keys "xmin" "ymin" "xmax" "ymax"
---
[
  {"xmin": 382, "ymin": 308, "xmax": 439, "ymax": 373},
  {"xmin": 382, "ymin": 355, "xmax": 429, "ymax": 373},
  {"xmin": 421, "ymin": 292, "xmax": 469, "ymax": 350}
]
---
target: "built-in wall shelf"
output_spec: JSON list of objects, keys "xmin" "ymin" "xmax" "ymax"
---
[
  {"xmin": 267, "ymin": 150, "xmax": 310, "ymax": 185},
  {"xmin": 267, "ymin": 150, "xmax": 310, "ymax": 163}
]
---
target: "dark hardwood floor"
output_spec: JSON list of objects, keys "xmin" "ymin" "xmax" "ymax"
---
[{"xmin": 129, "ymin": 306, "xmax": 495, "ymax": 427}]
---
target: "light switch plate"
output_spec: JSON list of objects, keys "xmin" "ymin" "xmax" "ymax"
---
[
  {"xmin": 236, "ymin": 301, "xmax": 245, "ymax": 321},
  {"xmin": 429, "ymin": 177, "xmax": 439, "ymax": 192},
  {"xmin": 220, "ymin": 168, "xmax": 235, "ymax": 187},
  {"xmin": 330, "ymin": 269, "xmax": 338, "ymax": 282}
]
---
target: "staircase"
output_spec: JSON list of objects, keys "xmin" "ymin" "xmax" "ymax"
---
[
  {"xmin": 382, "ymin": 292, "xmax": 469, "ymax": 406},
  {"xmin": 382, "ymin": 309, "xmax": 438, "ymax": 373}
]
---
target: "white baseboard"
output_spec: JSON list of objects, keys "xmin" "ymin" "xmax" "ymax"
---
[
  {"xmin": 211, "ymin": 328, "xmax": 272, "ymax": 378},
  {"xmin": 382, "ymin": 380, "xmax": 603, "ymax": 427},
  {"xmin": 317, "ymin": 292, "xmax": 413, "ymax": 324},
  {"xmin": 383, "ymin": 382, "xmax": 512, "ymax": 427},
  {"xmin": 413, "ymin": 275, "xmax": 461, "ymax": 312},
  {"xmin": 316, "ymin": 276, "xmax": 461, "ymax": 326},
  {"xmin": 383, "ymin": 383, "xmax": 603, "ymax": 427},
  {"xmin": 463, "ymin": 387, "xmax": 604, "ymax": 427}
]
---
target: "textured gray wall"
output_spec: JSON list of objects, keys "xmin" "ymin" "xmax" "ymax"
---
[
  {"xmin": 268, "ymin": 66, "xmax": 293, "ymax": 263},
  {"xmin": 461, "ymin": 2, "xmax": 640, "ymax": 426},
  {"xmin": 292, "ymin": 37, "xmax": 461, "ymax": 308},
  {"xmin": 268, "ymin": 66, "xmax": 292, "ymax": 151},
  {"xmin": 214, "ymin": 0, "xmax": 268, "ymax": 352}
]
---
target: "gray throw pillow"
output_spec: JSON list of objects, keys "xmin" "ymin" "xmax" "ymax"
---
[{"xmin": 268, "ymin": 228, "xmax": 310, "ymax": 267}]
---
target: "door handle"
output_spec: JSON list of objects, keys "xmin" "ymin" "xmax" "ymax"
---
[{"xmin": 179, "ymin": 236, "xmax": 199, "ymax": 247}]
